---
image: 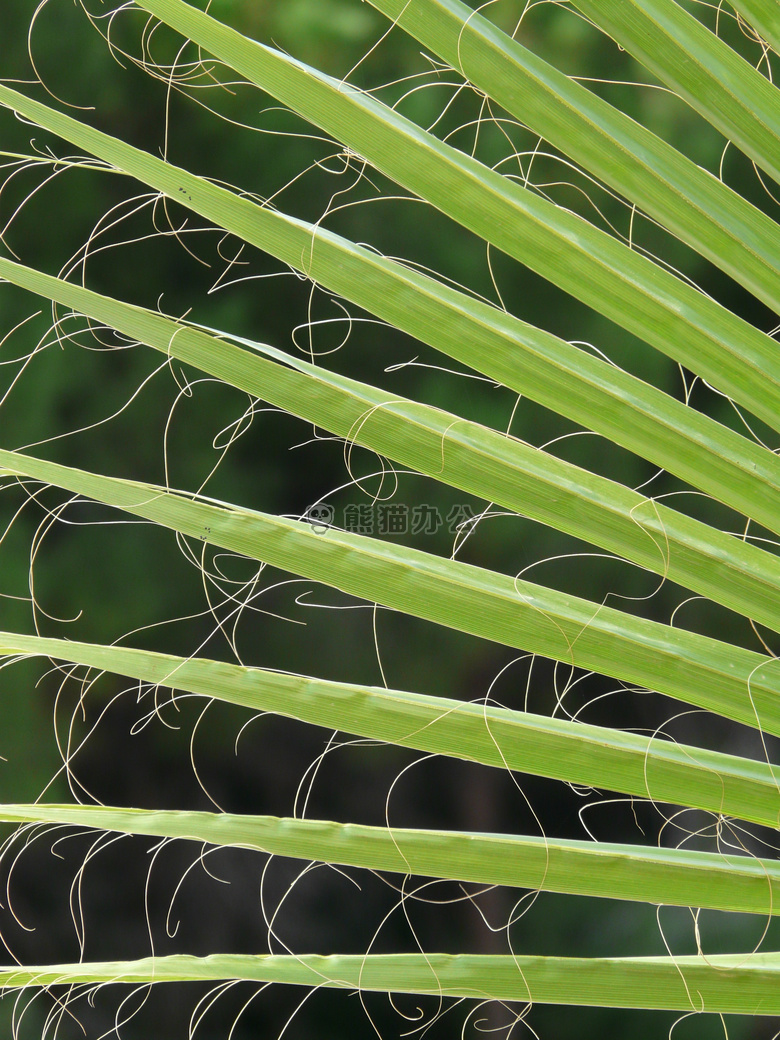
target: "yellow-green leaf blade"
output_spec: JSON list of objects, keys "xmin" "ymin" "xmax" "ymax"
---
[
  {"xmin": 2, "ymin": 631, "xmax": 780, "ymax": 829},
  {"xmin": 731, "ymin": 0, "xmax": 780, "ymax": 55},
  {"xmin": 3, "ymin": 255, "xmax": 780, "ymax": 631},
  {"xmin": 4, "ymin": 802, "xmax": 780, "ymax": 915},
  {"xmin": 1, "ymin": 90, "xmax": 778, "ymax": 535},
  {"xmin": 3, "ymin": 453, "xmax": 780, "ymax": 735},
  {"xmin": 1, "ymin": 952, "xmax": 779, "ymax": 1013},
  {"xmin": 369, "ymin": 0, "xmax": 780, "ymax": 316},
  {"xmin": 571, "ymin": 0, "xmax": 780, "ymax": 185},
  {"xmin": 133, "ymin": 0, "xmax": 780, "ymax": 434}
]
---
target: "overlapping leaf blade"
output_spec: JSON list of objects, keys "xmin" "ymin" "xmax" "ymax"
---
[
  {"xmin": 0, "ymin": 0, "xmax": 778, "ymax": 1024},
  {"xmin": 365, "ymin": 0, "xmax": 780, "ymax": 315},
  {"xmin": 4, "ymin": 801, "xmax": 780, "ymax": 914},
  {"xmin": 134, "ymin": 0, "xmax": 780, "ymax": 434},
  {"xmin": 1, "ymin": 85, "xmax": 779, "ymax": 537},
  {"xmin": 2, "ymin": 451, "xmax": 780, "ymax": 735},
  {"xmin": 2, "ymin": 256, "xmax": 780, "ymax": 632},
  {"xmin": 1, "ymin": 952, "xmax": 779, "ymax": 1014},
  {"xmin": 1, "ymin": 630, "xmax": 779, "ymax": 826},
  {"xmin": 731, "ymin": 0, "xmax": 780, "ymax": 54},
  {"xmin": 571, "ymin": 0, "xmax": 780, "ymax": 185}
]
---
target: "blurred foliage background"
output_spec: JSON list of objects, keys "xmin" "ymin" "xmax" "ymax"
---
[{"xmin": 0, "ymin": 1, "xmax": 777, "ymax": 1037}]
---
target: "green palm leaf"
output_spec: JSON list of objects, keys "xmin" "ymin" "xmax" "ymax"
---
[{"xmin": 0, "ymin": 0, "xmax": 778, "ymax": 1034}]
